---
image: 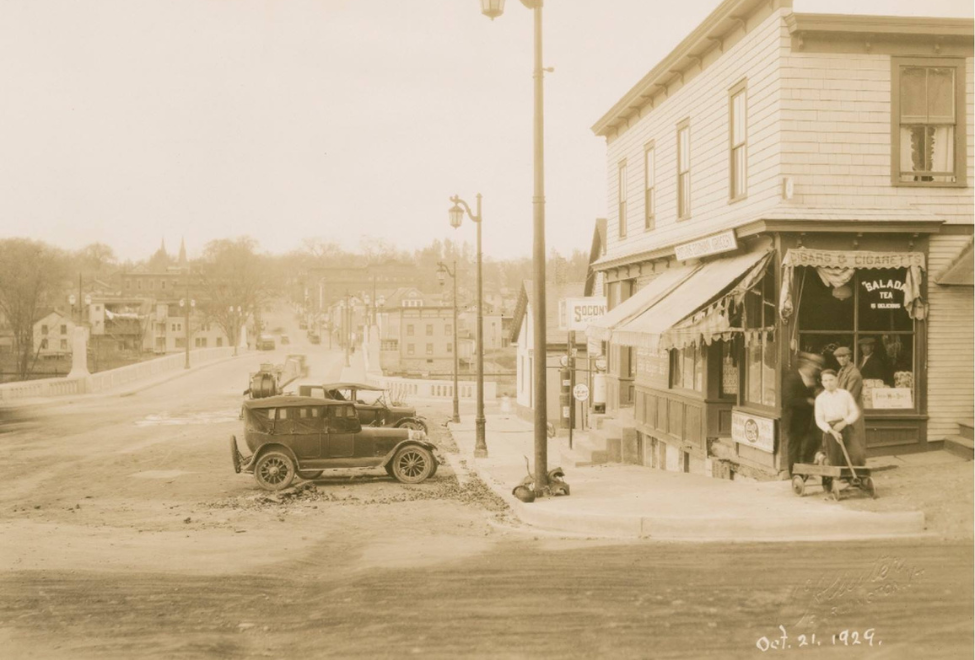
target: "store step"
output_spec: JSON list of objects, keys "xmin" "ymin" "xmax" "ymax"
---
[
  {"xmin": 958, "ymin": 419, "xmax": 974, "ymax": 441},
  {"xmin": 943, "ymin": 435, "xmax": 974, "ymax": 461},
  {"xmin": 559, "ymin": 444, "xmax": 607, "ymax": 468}
]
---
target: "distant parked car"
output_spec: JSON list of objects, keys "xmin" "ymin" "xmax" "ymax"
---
[
  {"xmin": 307, "ymin": 332, "xmax": 321, "ymax": 345},
  {"xmin": 280, "ymin": 334, "xmax": 291, "ymax": 345},
  {"xmin": 231, "ymin": 395, "xmax": 440, "ymax": 491},
  {"xmin": 298, "ymin": 382, "xmax": 427, "ymax": 432},
  {"xmin": 257, "ymin": 335, "xmax": 276, "ymax": 351}
]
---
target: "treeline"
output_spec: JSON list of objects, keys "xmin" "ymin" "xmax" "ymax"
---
[{"xmin": 0, "ymin": 236, "xmax": 590, "ymax": 379}]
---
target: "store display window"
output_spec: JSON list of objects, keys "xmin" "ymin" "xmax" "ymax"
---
[{"xmin": 796, "ymin": 267, "xmax": 916, "ymax": 411}]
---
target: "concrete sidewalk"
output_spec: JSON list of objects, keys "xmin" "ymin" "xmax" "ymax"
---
[{"xmin": 449, "ymin": 413, "xmax": 927, "ymax": 542}]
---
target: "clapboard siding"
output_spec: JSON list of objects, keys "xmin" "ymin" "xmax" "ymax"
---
[
  {"xmin": 781, "ymin": 53, "xmax": 974, "ymax": 222},
  {"xmin": 603, "ymin": 8, "xmax": 788, "ymax": 263},
  {"xmin": 926, "ymin": 234, "xmax": 975, "ymax": 442}
]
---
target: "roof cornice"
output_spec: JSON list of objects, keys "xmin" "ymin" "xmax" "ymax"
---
[
  {"xmin": 785, "ymin": 13, "xmax": 975, "ymax": 38},
  {"xmin": 591, "ymin": 0, "xmax": 781, "ymax": 138}
]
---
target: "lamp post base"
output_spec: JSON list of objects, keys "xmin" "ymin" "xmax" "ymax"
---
[{"xmin": 474, "ymin": 418, "xmax": 488, "ymax": 458}]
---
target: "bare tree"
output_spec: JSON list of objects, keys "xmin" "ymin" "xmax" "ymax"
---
[
  {"xmin": 0, "ymin": 239, "xmax": 70, "ymax": 379},
  {"xmin": 195, "ymin": 237, "xmax": 273, "ymax": 348}
]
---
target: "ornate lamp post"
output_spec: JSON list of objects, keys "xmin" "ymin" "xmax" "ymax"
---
[
  {"xmin": 437, "ymin": 261, "xmax": 461, "ymax": 424},
  {"xmin": 449, "ymin": 194, "xmax": 486, "ymax": 457},
  {"xmin": 479, "ymin": 0, "xmax": 549, "ymax": 489}
]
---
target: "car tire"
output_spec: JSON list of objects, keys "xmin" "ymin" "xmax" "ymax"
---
[
  {"xmin": 398, "ymin": 419, "xmax": 427, "ymax": 433},
  {"xmin": 254, "ymin": 451, "xmax": 296, "ymax": 491},
  {"xmin": 297, "ymin": 470, "xmax": 323, "ymax": 481},
  {"xmin": 391, "ymin": 445, "xmax": 435, "ymax": 484}
]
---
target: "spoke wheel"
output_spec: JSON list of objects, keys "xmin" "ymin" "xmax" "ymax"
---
[
  {"xmin": 391, "ymin": 446, "xmax": 434, "ymax": 484},
  {"xmin": 398, "ymin": 420, "xmax": 427, "ymax": 433},
  {"xmin": 254, "ymin": 451, "xmax": 296, "ymax": 491}
]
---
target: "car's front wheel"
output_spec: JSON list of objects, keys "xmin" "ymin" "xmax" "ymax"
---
[
  {"xmin": 391, "ymin": 445, "xmax": 435, "ymax": 484},
  {"xmin": 254, "ymin": 451, "xmax": 296, "ymax": 491}
]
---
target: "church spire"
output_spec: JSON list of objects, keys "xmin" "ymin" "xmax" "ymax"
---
[{"xmin": 178, "ymin": 237, "xmax": 187, "ymax": 265}]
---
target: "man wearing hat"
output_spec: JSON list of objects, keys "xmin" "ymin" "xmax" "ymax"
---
[
  {"xmin": 834, "ymin": 346, "xmax": 867, "ymax": 448},
  {"xmin": 857, "ymin": 337, "xmax": 888, "ymax": 383},
  {"xmin": 783, "ymin": 352, "xmax": 824, "ymax": 475}
]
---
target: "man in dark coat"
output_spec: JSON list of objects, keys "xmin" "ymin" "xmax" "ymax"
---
[
  {"xmin": 783, "ymin": 353, "xmax": 824, "ymax": 475},
  {"xmin": 835, "ymin": 345, "xmax": 867, "ymax": 446},
  {"xmin": 857, "ymin": 337, "xmax": 888, "ymax": 383}
]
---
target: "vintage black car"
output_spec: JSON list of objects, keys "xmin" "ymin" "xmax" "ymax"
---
[
  {"xmin": 298, "ymin": 382, "xmax": 427, "ymax": 432},
  {"xmin": 231, "ymin": 395, "xmax": 439, "ymax": 491}
]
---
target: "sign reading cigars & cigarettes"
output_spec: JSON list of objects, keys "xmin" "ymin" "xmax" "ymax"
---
[{"xmin": 731, "ymin": 410, "xmax": 775, "ymax": 453}]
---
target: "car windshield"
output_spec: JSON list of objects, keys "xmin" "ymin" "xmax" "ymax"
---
[{"xmin": 355, "ymin": 389, "xmax": 385, "ymax": 406}]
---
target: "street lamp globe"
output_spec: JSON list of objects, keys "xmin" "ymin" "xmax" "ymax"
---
[
  {"xmin": 448, "ymin": 203, "xmax": 464, "ymax": 229},
  {"xmin": 480, "ymin": 0, "xmax": 505, "ymax": 19}
]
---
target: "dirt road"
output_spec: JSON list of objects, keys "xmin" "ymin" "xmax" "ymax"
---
[{"xmin": 1, "ymin": 318, "xmax": 972, "ymax": 659}]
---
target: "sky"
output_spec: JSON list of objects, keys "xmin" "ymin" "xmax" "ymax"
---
[{"xmin": 0, "ymin": 0, "xmax": 971, "ymax": 263}]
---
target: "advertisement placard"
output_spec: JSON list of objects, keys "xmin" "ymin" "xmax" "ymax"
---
[{"xmin": 731, "ymin": 410, "xmax": 775, "ymax": 453}]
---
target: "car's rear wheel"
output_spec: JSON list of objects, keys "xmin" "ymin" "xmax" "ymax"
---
[
  {"xmin": 254, "ymin": 451, "xmax": 296, "ymax": 491},
  {"xmin": 391, "ymin": 445, "xmax": 435, "ymax": 484},
  {"xmin": 297, "ymin": 470, "xmax": 323, "ymax": 480}
]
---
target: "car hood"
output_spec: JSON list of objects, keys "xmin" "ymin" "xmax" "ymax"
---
[
  {"xmin": 387, "ymin": 405, "xmax": 420, "ymax": 417},
  {"xmin": 360, "ymin": 426, "xmax": 433, "ymax": 445}
]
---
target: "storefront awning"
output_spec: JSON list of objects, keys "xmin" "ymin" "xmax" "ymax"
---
[
  {"xmin": 586, "ymin": 264, "xmax": 699, "ymax": 342},
  {"xmin": 613, "ymin": 249, "xmax": 772, "ymax": 350}
]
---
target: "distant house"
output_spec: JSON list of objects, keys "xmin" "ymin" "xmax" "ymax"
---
[
  {"xmin": 509, "ymin": 281, "xmax": 588, "ymax": 427},
  {"xmin": 32, "ymin": 311, "xmax": 80, "ymax": 358}
]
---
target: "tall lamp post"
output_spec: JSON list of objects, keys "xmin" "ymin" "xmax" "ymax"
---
[
  {"xmin": 437, "ymin": 260, "xmax": 461, "ymax": 424},
  {"xmin": 449, "ymin": 194, "xmax": 486, "ymax": 457},
  {"xmin": 180, "ymin": 294, "xmax": 195, "ymax": 369},
  {"xmin": 479, "ymin": 0, "xmax": 548, "ymax": 489}
]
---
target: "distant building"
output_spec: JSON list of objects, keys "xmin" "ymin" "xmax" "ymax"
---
[
  {"xmin": 510, "ymin": 281, "xmax": 588, "ymax": 426},
  {"xmin": 32, "ymin": 311, "xmax": 81, "ymax": 358}
]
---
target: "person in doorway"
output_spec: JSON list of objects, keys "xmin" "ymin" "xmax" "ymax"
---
[
  {"xmin": 814, "ymin": 369, "xmax": 865, "ymax": 473},
  {"xmin": 783, "ymin": 352, "xmax": 824, "ymax": 475},
  {"xmin": 834, "ymin": 346, "xmax": 867, "ymax": 446},
  {"xmin": 857, "ymin": 337, "xmax": 887, "ymax": 383}
]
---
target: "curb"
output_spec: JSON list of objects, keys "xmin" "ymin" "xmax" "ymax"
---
[{"xmin": 446, "ymin": 422, "xmax": 928, "ymax": 543}]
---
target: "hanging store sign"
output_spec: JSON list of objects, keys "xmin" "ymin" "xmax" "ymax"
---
[
  {"xmin": 731, "ymin": 410, "xmax": 775, "ymax": 453},
  {"xmin": 782, "ymin": 249, "xmax": 925, "ymax": 270},
  {"xmin": 561, "ymin": 297, "xmax": 608, "ymax": 331},
  {"xmin": 674, "ymin": 230, "xmax": 738, "ymax": 262}
]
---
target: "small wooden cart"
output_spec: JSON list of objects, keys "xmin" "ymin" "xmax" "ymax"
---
[{"xmin": 791, "ymin": 462, "xmax": 876, "ymax": 500}]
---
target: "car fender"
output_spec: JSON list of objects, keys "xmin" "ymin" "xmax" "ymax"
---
[
  {"xmin": 244, "ymin": 443, "xmax": 299, "ymax": 473},
  {"xmin": 381, "ymin": 438, "xmax": 441, "ymax": 467}
]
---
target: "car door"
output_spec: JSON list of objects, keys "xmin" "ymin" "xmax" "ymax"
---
[
  {"xmin": 325, "ymin": 404, "xmax": 356, "ymax": 458},
  {"xmin": 291, "ymin": 406, "xmax": 324, "ymax": 460}
]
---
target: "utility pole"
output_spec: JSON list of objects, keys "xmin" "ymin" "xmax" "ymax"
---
[{"xmin": 182, "ymin": 275, "xmax": 192, "ymax": 369}]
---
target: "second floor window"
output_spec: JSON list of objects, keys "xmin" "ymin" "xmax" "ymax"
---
[
  {"xmin": 406, "ymin": 324, "xmax": 414, "ymax": 336},
  {"xmin": 730, "ymin": 82, "xmax": 747, "ymax": 200},
  {"xmin": 426, "ymin": 343, "xmax": 433, "ymax": 355},
  {"xmin": 677, "ymin": 122, "xmax": 691, "ymax": 219},
  {"xmin": 644, "ymin": 143, "xmax": 655, "ymax": 230},
  {"xmin": 426, "ymin": 324, "xmax": 433, "ymax": 336},
  {"xmin": 618, "ymin": 161, "xmax": 627, "ymax": 238},
  {"xmin": 894, "ymin": 59, "xmax": 964, "ymax": 185}
]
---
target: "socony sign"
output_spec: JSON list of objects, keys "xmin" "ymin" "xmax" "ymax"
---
[{"xmin": 560, "ymin": 297, "xmax": 608, "ymax": 332}]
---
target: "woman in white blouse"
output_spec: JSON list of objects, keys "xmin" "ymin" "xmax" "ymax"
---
[{"xmin": 814, "ymin": 369, "xmax": 866, "ymax": 468}]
